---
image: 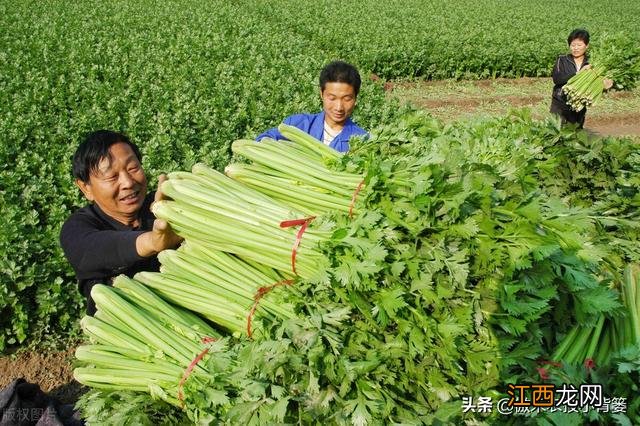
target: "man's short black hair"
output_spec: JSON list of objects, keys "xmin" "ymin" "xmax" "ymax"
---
[
  {"xmin": 319, "ymin": 61, "xmax": 362, "ymax": 96},
  {"xmin": 72, "ymin": 130, "xmax": 142, "ymax": 183},
  {"xmin": 568, "ymin": 28, "xmax": 590, "ymax": 45}
]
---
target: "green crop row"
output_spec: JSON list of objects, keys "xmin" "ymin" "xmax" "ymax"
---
[{"xmin": 275, "ymin": 0, "xmax": 640, "ymax": 79}]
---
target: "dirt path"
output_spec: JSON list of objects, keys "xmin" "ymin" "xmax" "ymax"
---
[
  {"xmin": 389, "ymin": 77, "xmax": 640, "ymax": 138},
  {"xmin": 0, "ymin": 347, "xmax": 85, "ymax": 404},
  {"xmin": 587, "ymin": 112, "xmax": 640, "ymax": 137}
]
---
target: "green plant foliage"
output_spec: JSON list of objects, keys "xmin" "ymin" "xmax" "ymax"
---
[
  {"xmin": 75, "ymin": 111, "xmax": 640, "ymax": 424},
  {"xmin": 252, "ymin": 0, "xmax": 640, "ymax": 79},
  {"xmin": 1, "ymin": 0, "xmax": 638, "ymax": 356}
]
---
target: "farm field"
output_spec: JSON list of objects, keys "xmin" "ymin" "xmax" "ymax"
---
[
  {"xmin": 391, "ymin": 78, "xmax": 640, "ymax": 138},
  {"xmin": 1, "ymin": 0, "xmax": 639, "ymax": 424}
]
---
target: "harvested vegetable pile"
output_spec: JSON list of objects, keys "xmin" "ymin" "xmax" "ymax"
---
[{"xmin": 75, "ymin": 111, "xmax": 640, "ymax": 425}]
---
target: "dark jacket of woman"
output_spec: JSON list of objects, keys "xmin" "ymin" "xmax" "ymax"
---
[{"xmin": 550, "ymin": 54, "xmax": 590, "ymax": 127}]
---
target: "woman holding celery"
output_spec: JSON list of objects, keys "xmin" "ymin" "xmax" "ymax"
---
[{"xmin": 549, "ymin": 28, "xmax": 613, "ymax": 128}]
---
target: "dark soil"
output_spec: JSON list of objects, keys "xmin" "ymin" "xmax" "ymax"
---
[{"xmin": 0, "ymin": 346, "xmax": 87, "ymax": 405}]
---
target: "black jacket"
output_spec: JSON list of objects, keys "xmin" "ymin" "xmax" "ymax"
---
[
  {"xmin": 60, "ymin": 192, "xmax": 160, "ymax": 314},
  {"xmin": 550, "ymin": 54, "xmax": 590, "ymax": 114}
]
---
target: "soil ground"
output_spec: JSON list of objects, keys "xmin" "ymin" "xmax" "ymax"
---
[
  {"xmin": 388, "ymin": 77, "xmax": 640, "ymax": 138},
  {"xmin": 0, "ymin": 345, "xmax": 86, "ymax": 405},
  {"xmin": 1, "ymin": 77, "xmax": 638, "ymax": 409}
]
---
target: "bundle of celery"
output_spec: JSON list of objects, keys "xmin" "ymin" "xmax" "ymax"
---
[
  {"xmin": 76, "ymin": 115, "xmax": 640, "ymax": 425},
  {"xmin": 563, "ymin": 33, "xmax": 640, "ymax": 111},
  {"xmin": 152, "ymin": 163, "xmax": 333, "ymax": 280},
  {"xmin": 74, "ymin": 276, "xmax": 221, "ymax": 408},
  {"xmin": 135, "ymin": 241, "xmax": 297, "ymax": 336},
  {"xmin": 552, "ymin": 263, "xmax": 640, "ymax": 367}
]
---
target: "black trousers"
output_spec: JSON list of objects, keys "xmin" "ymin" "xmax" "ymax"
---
[{"xmin": 550, "ymin": 98, "xmax": 586, "ymax": 128}]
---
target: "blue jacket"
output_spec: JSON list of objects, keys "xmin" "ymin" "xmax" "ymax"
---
[{"xmin": 256, "ymin": 111, "xmax": 367, "ymax": 153}]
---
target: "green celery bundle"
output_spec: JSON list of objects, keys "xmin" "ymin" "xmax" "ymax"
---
[
  {"xmin": 74, "ymin": 276, "xmax": 221, "ymax": 407},
  {"xmin": 563, "ymin": 32, "xmax": 640, "ymax": 111}
]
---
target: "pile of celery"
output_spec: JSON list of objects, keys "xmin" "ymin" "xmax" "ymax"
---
[
  {"xmin": 74, "ymin": 276, "xmax": 220, "ymax": 407},
  {"xmin": 74, "ymin": 124, "xmax": 366, "ymax": 407}
]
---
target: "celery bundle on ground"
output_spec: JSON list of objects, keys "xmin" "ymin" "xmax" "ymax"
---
[
  {"xmin": 76, "ymin": 116, "xmax": 640, "ymax": 425},
  {"xmin": 74, "ymin": 275, "xmax": 221, "ymax": 408},
  {"xmin": 563, "ymin": 32, "xmax": 640, "ymax": 111}
]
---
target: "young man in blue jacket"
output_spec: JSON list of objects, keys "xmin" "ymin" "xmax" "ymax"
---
[{"xmin": 256, "ymin": 61, "xmax": 367, "ymax": 153}]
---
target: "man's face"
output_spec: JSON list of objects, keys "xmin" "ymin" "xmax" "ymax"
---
[
  {"xmin": 76, "ymin": 142, "xmax": 148, "ymax": 226},
  {"xmin": 321, "ymin": 82, "xmax": 357, "ymax": 128}
]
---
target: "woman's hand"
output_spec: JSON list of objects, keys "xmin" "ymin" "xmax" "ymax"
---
[{"xmin": 580, "ymin": 64, "xmax": 592, "ymax": 71}]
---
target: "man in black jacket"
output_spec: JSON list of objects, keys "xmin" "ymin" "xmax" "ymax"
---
[{"xmin": 60, "ymin": 130, "xmax": 182, "ymax": 314}]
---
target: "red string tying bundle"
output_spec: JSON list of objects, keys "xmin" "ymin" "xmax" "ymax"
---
[
  {"xmin": 535, "ymin": 359, "xmax": 562, "ymax": 381},
  {"xmin": 246, "ymin": 279, "xmax": 294, "ymax": 338},
  {"xmin": 279, "ymin": 216, "xmax": 315, "ymax": 275},
  {"xmin": 177, "ymin": 336, "xmax": 217, "ymax": 406}
]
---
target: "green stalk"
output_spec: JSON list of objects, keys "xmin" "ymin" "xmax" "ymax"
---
[
  {"xmin": 585, "ymin": 315, "xmax": 606, "ymax": 360},
  {"xmin": 113, "ymin": 275, "xmax": 218, "ymax": 338},
  {"xmin": 568, "ymin": 326, "xmax": 596, "ymax": 363},
  {"xmin": 566, "ymin": 327, "xmax": 592, "ymax": 364},
  {"xmin": 164, "ymin": 177, "xmax": 293, "ymax": 224},
  {"xmin": 232, "ymin": 140, "xmax": 344, "ymax": 185},
  {"xmin": 230, "ymin": 174, "xmax": 351, "ymax": 213},
  {"xmin": 624, "ymin": 264, "xmax": 640, "ymax": 343},
  {"xmin": 593, "ymin": 324, "xmax": 611, "ymax": 366},
  {"xmin": 226, "ymin": 162, "xmax": 357, "ymax": 199},
  {"xmin": 157, "ymin": 198, "xmax": 325, "ymax": 246},
  {"xmin": 91, "ymin": 285, "xmax": 205, "ymax": 371},
  {"xmin": 133, "ymin": 271, "xmax": 248, "ymax": 316},
  {"xmin": 75, "ymin": 346, "xmax": 185, "ymax": 377},
  {"xmin": 138, "ymin": 284, "xmax": 247, "ymax": 331},
  {"xmin": 153, "ymin": 201, "xmax": 301, "ymax": 252},
  {"xmin": 80, "ymin": 315, "xmax": 149, "ymax": 353},
  {"xmin": 74, "ymin": 368, "xmax": 180, "ymax": 387},
  {"xmin": 181, "ymin": 243, "xmax": 289, "ymax": 287},
  {"xmin": 551, "ymin": 326, "xmax": 579, "ymax": 362},
  {"xmin": 160, "ymin": 250, "xmax": 294, "ymax": 319},
  {"xmin": 278, "ymin": 123, "xmax": 342, "ymax": 161},
  {"xmin": 191, "ymin": 162, "xmax": 285, "ymax": 211}
]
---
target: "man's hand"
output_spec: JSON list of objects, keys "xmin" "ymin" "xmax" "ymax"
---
[
  {"xmin": 136, "ymin": 219, "xmax": 183, "ymax": 257},
  {"xmin": 137, "ymin": 173, "xmax": 183, "ymax": 257},
  {"xmin": 154, "ymin": 174, "xmax": 168, "ymax": 205},
  {"xmin": 603, "ymin": 78, "xmax": 614, "ymax": 90}
]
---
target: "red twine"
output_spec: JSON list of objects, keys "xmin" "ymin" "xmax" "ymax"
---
[
  {"xmin": 280, "ymin": 216, "xmax": 315, "ymax": 275},
  {"xmin": 584, "ymin": 358, "xmax": 596, "ymax": 371},
  {"xmin": 349, "ymin": 180, "xmax": 365, "ymax": 218},
  {"xmin": 536, "ymin": 367, "xmax": 550, "ymax": 381},
  {"xmin": 178, "ymin": 336, "xmax": 217, "ymax": 405},
  {"xmin": 535, "ymin": 359, "xmax": 562, "ymax": 381},
  {"xmin": 246, "ymin": 279, "xmax": 294, "ymax": 338}
]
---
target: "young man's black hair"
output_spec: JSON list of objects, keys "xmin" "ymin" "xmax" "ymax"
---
[{"xmin": 319, "ymin": 60, "xmax": 362, "ymax": 96}]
